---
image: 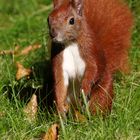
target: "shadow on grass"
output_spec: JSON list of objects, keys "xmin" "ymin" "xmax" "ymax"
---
[{"xmin": 5, "ymin": 59, "xmax": 55, "ymax": 115}]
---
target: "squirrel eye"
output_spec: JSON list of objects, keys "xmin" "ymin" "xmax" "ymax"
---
[{"xmin": 69, "ymin": 18, "xmax": 75, "ymax": 25}]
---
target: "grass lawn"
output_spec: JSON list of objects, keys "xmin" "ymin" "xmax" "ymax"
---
[{"xmin": 0, "ymin": 0, "xmax": 140, "ymax": 139}]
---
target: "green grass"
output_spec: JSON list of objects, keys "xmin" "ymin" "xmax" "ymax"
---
[{"xmin": 0, "ymin": 0, "xmax": 140, "ymax": 139}]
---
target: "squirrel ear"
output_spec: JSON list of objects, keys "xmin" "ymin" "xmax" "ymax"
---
[
  {"xmin": 53, "ymin": 0, "xmax": 64, "ymax": 8},
  {"xmin": 70, "ymin": 0, "xmax": 83, "ymax": 16}
]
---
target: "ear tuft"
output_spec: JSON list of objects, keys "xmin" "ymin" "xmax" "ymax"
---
[
  {"xmin": 53, "ymin": 0, "xmax": 64, "ymax": 8},
  {"xmin": 70, "ymin": 0, "xmax": 83, "ymax": 16}
]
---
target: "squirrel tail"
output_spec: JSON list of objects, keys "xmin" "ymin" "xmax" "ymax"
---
[{"xmin": 86, "ymin": 0, "xmax": 133, "ymax": 73}]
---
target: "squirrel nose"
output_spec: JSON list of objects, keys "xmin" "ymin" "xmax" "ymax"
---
[{"xmin": 50, "ymin": 28, "xmax": 58, "ymax": 38}]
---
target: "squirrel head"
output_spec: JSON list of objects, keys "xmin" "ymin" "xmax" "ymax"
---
[{"xmin": 48, "ymin": 0, "xmax": 83, "ymax": 44}]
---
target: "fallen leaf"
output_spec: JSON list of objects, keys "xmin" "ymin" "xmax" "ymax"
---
[
  {"xmin": 41, "ymin": 124, "xmax": 59, "ymax": 140},
  {"xmin": 0, "ymin": 50, "xmax": 14, "ymax": 55},
  {"xmin": 0, "ymin": 46, "xmax": 20, "ymax": 55},
  {"xmin": 74, "ymin": 110, "xmax": 87, "ymax": 122},
  {"xmin": 23, "ymin": 94, "xmax": 38, "ymax": 122},
  {"xmin": 16, "ymin": 62, "xmax": 32, "ymax": 80},
  {"xmin": 14, "ymin": 45, "xmax": 20, "ymax": 53},
  {"xmin": 20, "ymin": 44, "xmax": 41, "ymax": 55}
]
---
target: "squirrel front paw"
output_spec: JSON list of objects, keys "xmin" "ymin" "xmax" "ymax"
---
[{"xmin": 57, "ymin": 103, "xmax": 69, "ymax": 118}]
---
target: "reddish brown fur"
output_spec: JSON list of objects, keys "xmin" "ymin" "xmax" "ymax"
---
[
  {"xmin": 84, "ymin": 0, "xmax": 133, "ymax": 72},
  {"xmin": 49, "ymin": 0, "xmax": 133, "ymax": 115},
  {"xmin": 51, "ymin": 45, "xmax": 70, "ymax": 113}
]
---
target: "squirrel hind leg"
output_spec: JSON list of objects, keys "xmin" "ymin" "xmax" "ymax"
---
[{"xmin": 88, "ymin": 72, "xmax": 114, "ymax": 115}]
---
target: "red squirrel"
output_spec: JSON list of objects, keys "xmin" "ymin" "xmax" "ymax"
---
[{"xmin": 48, "ymin": 0, "xmax": 133, "ymax": 115}]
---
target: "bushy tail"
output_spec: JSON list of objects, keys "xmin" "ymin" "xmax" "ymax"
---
[{"xmin": 85, "ymin": 0, "xmax": 133, "ymax": 73}]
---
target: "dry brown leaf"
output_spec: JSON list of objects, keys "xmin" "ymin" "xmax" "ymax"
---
[
  {"xmin": 0, "ymin": 46, "xmax": 20, "ymax": 55},
  {"xmin": 23, "ymin": 94, "xmax": 38, "ymax": 122},
  {"xmin": 0, "ymin": 50, "xmax": 14, "ymax": 55},
  {"xmin": 16, "ymin": 62, "xmax": 32, "ymax": 80},
  {"xmin": 74, "ymin": 110, "xmax": 87, "ymax": 122},
  {"xmin": 20, "ymin": 44, "xmax": 41, "ymax": 55},
  {"xmin": 0, "ymin": 44, "xmax": 41, "ymax": 56},
  {"xmin": 41, "ymin": 124, "xmax": 59, "ymax": 140}
]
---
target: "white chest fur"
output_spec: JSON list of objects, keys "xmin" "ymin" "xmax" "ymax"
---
[{"xmin": 62, "ymin": 43, "xmax": 86, "ymax": 86}]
